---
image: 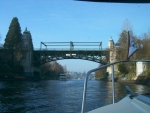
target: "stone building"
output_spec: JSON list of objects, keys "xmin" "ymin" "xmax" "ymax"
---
[
  {"xmin": 106, "ymin": 37, "xmax": 117, "ymax": 76},
  {"xmin": 136, "ymin": 62, "xmax": 147, "ymax": 76},
  {"xmin": 21, "ymin": 28, "xmax": 34, "ymax": 76}
]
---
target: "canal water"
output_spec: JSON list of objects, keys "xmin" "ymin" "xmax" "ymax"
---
[{"xmin": 0, "ymin": 80, "xmax": 150, "ymax": 113}]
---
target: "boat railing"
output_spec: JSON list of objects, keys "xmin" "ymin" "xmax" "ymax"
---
[
  {"xmin": 125, "ymin": 85, "xmax": 136, "ymax": 99},
  {"xmin": 81, "ymin": 60, "xmax": 150, "ymax": 113}
]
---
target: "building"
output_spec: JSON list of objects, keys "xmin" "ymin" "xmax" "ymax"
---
[
  {"xmin": 136, "ymin": 62, "xmax": 146, "ymax": 76},
  {"xmin": 107, "ymin": 37, "xmax": 117, "ymax": 76},
  {"xmin": 21, "ymin": 28, "xmax": 34, "ymax": 76}
]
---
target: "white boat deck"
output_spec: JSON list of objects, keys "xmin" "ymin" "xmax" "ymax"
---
[
  {"xmin": 81, "ymin": 60, "xmax": 150, "ymax": 113},
  {"xmin": 88, "ymin": 95, "xmax": 150, "ymax": 113}
]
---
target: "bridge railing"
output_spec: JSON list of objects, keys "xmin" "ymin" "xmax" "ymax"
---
[
  {"xmin": 40, "ymin": 41, "xmax": 103, "ymax": 51},
  {"xmin": 34, "ymin": 48, "xmax": 108, "ymax": 51}
]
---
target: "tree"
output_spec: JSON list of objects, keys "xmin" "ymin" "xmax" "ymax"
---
[
  {"xmin": 118, "ymin": 62, "xmax": 128, "ymax": 74},
  {"xmin": 136, "ymin": 32, "xmax": 150, "ymax": 59},
  {"xmin": 3, "ymin": 17, "xmax": 23, "ymax": 75},
  {"xmin": 41, "ymin": 61, "xmax": 64, "ymax": 79},
  {"xmin": 4, "ymin": 17, "xmax": 22, "ymax": 49},
  {"xmin": 115, "ymin": 30, "xmax": 128, "ymax": 60},
  {"xmin": 116, "ymin": 30, "xmax": 139, "ymax": 75},
  {"xmin": 121, "ymin": 19, "xmax": 132, "ymax": 32},
  {"xmin": 4, "ymin": 17, "xmax": 22, "ymax": 63},
  {"xmin": 117, "ymin": 20, "xmax": 140, "ymax": 60},
  {"xmin": 95, "ymin": 64, "xmax": 107, "ymax": 80}
]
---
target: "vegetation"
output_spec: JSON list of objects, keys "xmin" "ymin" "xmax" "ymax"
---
[
  {"xmin": 95, "ymin": 65, "xmax": 108, "ymax": 80},
  {"xmin": 4, "ymin": 17, "xmax": 22, "ymax": 49},
  {"xmin": 0, "ymin": 17, "xmax": 24, "ymax": 77},
  {"xmin": 118, "ymin": 62, "xmax": 128, "ymax": 75},
  {"xmin": 116, "ymin": 30, "xmax": 150, "ymax": 78},
  {"xmin": 41, "ymin": 61, "xmax": 64, "ymax": 79}
]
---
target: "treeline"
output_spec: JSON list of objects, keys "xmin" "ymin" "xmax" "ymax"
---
[{"xmin": 95, "ymin": 29, "xmax": 150, "ymax": 80}]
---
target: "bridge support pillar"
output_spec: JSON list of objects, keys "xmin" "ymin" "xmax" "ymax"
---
[
  {"xmin": 21, "ymin": 28, "xmax": 41, "ymax": 77},
  {"xmin": 70, "ymin": 41, "xmax": 74, "ymax": 51}
]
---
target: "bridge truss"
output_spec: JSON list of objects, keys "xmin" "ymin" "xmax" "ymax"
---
[{"xmin": 33, "ymin": 42, "xmax": 109, "ymax": 65}]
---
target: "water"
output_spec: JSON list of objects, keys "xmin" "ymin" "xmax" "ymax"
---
[{"xmin": 0, "ymin": 80, "xmax": 150, "ymax": 113}]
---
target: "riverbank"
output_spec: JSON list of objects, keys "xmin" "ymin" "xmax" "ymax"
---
[
  {"xmin": 118, "ymin": 76, "xmax": 150, "ymax": 86},
  {"xmin": 0, "ymin": 75, "xmax": 62, "ymax": 81},
  {"xmin": 99, "ymin": 76, "xmax": 150, "ymax": 86},
  {"xmin": 0, "ymin": 75, "xmax": 42, "ymax": 81}
]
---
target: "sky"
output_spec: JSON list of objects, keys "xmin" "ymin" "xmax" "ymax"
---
[{"xmin": 1, "ymin": 0, "xmax": 150, "ymax": 72}]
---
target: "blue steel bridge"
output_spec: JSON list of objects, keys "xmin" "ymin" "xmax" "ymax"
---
[{"xmin": 33, "ymin": 41, "xmax": 109, "ymax": 65}]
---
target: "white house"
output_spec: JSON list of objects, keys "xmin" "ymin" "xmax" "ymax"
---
[{"xmin": 136, "ymin": 62, "xmax": 146, "ymax": 76}]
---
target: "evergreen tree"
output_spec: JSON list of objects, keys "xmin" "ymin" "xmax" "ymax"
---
[
  {"xmin": 3, "ymin": 17, "xmax": 23, "ymax": 75},
  {"xmin": 4, "ymin": 17, "xmax": 22, "ymax": 49}
]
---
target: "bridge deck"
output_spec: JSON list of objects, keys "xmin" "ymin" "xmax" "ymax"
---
[{"xmin": 33, "ymin": 48, "xmax": 109, "ymax": 64}]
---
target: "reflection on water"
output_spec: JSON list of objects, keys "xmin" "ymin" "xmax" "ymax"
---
[{"xmin": 0, "ymin": 80, "xmax": 150, "ymax": 113}]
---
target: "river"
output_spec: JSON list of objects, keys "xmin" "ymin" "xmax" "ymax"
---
[{"xmin": 0, "ymin": 80, "xmax": 150, "ymax": 113}]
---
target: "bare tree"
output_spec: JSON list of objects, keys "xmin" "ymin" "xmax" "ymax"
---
[
  {"xmin": 122, "ymin": 19, "xmax": 132, "ymax": 32},
  {"xmin": 41, "ymin": 61, "xmax": 64, "ymax": 79},
  {"xmin": 136, "ymin": 31, "xmax": 150, "ymax": 59}
]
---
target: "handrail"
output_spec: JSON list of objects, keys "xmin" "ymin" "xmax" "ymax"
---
[
  {"xmin": 81, "ymin": 60, "xmax": 150, "ymax": 113},
  {"xmin": 125, "ymin": 85, "xmax": 136, "ymax": 99}
]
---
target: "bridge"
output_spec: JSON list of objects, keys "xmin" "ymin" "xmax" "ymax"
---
[
  {"xmin": 33, "ymin": 41, "xmax": 109, "ymax": 65},
  {"xmin": 0, "ymin": 29, "xmax": 114, "ymax": 76}
]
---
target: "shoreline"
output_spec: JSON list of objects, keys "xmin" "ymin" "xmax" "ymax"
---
[
  {"xmin": 99, "ymin": 76, "xmax": 150, "ymax": 86},
  {"xmin": 117, "ymin": 76, "xmax": 150, "ymax": 86}
]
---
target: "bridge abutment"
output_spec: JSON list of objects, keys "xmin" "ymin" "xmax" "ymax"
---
[
  {"xmin": 21, "ymin": 28, "xmax": 40, "ymax": 77},
  {"xmin": 106, "ymin": 37, "xmax": 118, "ymax": 76}
]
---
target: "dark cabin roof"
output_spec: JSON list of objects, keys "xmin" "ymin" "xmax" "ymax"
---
[{"xmin": 77, "ymin": 0, "xmax": 150, "ymax": 3}]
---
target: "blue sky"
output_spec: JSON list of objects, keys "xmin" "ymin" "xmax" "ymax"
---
[{"xmin": 1, "ymin": 0, "xmax": 150, "ymax": 72}]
